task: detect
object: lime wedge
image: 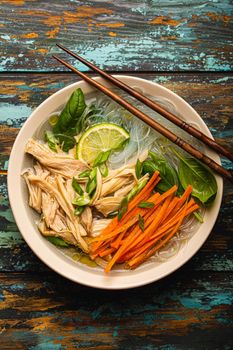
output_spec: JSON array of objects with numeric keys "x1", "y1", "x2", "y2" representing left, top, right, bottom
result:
[{"x1": 76, "y1": 123, "x2": 129, "y2": 164}]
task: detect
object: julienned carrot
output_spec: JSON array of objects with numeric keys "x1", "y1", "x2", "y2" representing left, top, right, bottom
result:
[
  {"x1": 128, "y1": 201, "x2": 189, "y2": 269},
  {"x1": 94, "y1": 186, "x2": 177, "y2": 260}
]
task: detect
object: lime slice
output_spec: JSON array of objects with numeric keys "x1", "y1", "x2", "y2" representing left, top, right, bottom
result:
[{"x1": 77, "y1": 123, "x2": 129, "y2": 164}]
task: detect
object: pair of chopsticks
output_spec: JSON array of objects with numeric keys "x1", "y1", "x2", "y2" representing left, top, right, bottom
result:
[{"x1": 53, "y1": 44, "x2": 233, "y2": 183}]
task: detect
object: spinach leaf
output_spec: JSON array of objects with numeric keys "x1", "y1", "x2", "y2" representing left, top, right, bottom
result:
[
  {"x1": 53, "y1": 88, "x2": 86, "y2": 133},
  {"x1": 177, "y1": 156, "x2": 217, "y2": 204},
  {"x1": 47, "y1": 236, "x2": 69, "y2": 247},
  {"x1": 44, "y1": 131, "x2": 58, "y2": 152}
]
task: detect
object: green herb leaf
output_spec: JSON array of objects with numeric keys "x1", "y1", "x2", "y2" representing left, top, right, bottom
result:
[
  {"x1": 135, "y1": 159, "x2": 142, "y2": 179},
  {"x1": 89, "y1": 167, "x2": 97, "y2": 180},
  {"x1": 72, "y1": 194, "x2": 90, "y2": 206},
  {"x1": 47, "y1": 236, "x2": 69, "y2": 247},
  {"x1": 93, "y1": 150, "x2": 111, "y2": 167},
  {"x1": 72, "y1": 177, "x2": 84, "y2": 196},
  {"x1": 74, "y1": 206, "x2": 85, "y2": 216},
  {"x1": 143, "y1": 151, "x2": 180, "y2": 193},
  {"x1": 138, "y1": 201, "x2": 155, "y2": 208},
  {"x1": 54, "y1": 133, "x2": 76, "y2": 152},
  {"x1": 138, "y1": 214, "x2": 145, "y2": 232},
  {"x1": 99, "y1": 163, "x2": 108, "y2": 177},
  {"x1": 177, "y1": 155, "x2": 217, "y2": 204},
  {"x1": 44, "y1": 131, "x2": 58, "y2": 152},
  {"x1": 78, "y1": 170, "x2": 90, "y2": 178},
  {"x1": 53, "y1": 88, "x2": 86, "y2": 134},
  {"x1": 118, "y1": 196, "x2": 128, "y2": 221}
]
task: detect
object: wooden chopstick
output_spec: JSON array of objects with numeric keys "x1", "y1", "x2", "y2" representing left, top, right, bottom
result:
[
  {"x1": 56, "y1": 43, "x2": 233, "y2": 163},
  {"x1": 53, "y1": 54, "x2": 233, "y2": 183}
]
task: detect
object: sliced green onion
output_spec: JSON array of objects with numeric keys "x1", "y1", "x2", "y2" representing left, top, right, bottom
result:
[
  {"x1": 138, "y1": 214, "x2": 145, "y2": 232},
  {"x1": 47, "y1": 236, "x2": 69, "y2": 247},
  {"x1": 93, "y1": 150, "x2": 111, "y2": 167},
  {"x1": 118, "y1": 196, "x2": 128, "y2": 221},
  {"x1": 193, "y1": 211, "x2": 204, "y2": 223},
  {"x1": 72, "y1": 177, "x2": 84, "y2": 195},
  {"x1": 74, "y1": 206, "x2": 85, "y2": 216},
  {"x1": 78, "y1": 170, "x2": 90, "y2": 178},
  {"x1": 49, "y1": 114, "x2": 59, "y2": 127},
  {"x1": 72, "y1": 193, "x2": 90, "y2": 206},
  {"x1": 99, "y1": 163, "x2": 108, "y2": 177},
  {"x1": 135, "y1": 159, "x2": 142, "y2": 179},
  {"x1": 138, "y1": 201, "x2": 155, "y2": 209}
]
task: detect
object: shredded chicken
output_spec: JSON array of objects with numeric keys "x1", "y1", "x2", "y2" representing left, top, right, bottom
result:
[
  {"x1": 91, "y1": 218, "x2": 111, "y2": 237},
  {"x1": 25, "y1": 138, "x2": 88, "y2": 178},
  {"x1": 80, "y1": 207, "x2": 93, "y2": 233}
]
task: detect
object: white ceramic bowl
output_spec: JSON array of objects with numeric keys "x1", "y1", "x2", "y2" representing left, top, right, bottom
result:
[{"x1": 8, "y1": 76, "x2": 223, "y2": 289}]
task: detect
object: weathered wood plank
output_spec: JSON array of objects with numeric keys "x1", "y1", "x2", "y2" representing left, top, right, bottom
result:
[
  {"x1": 0, "y1": 272, "x2": 232, "y2": 349},
  {"x1": 0, "y1": 0, "x2": 232, "y2": 72},
  {"x1": 0, "y1": 73, "x2": 232, "y2": 272}
]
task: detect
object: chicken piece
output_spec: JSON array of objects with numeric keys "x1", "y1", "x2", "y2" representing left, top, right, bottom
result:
[
  {"x1": 114, "y1": 182, "x2": 135, "y2": 198},
  {"x1": 91, "y1": 218, "x2": 112, "y2": 237},
  {"x1": 101, "y1": 176, "x2": 135, "y2": 197},
  {"x1": 80, "y1": 207, "x2": 93, "y2": 233},
  {"x1": 94, "y1": 196, "x2": 122, "y2": 217},
  {"x1": 91, "y1": 167, "x2": 102, "y2": 204},
  {"x1": 41, "y1": 192, "x2": 59, "y2": 228},
  {"x1": 27, "y1": 174, "x2": 88, "y2": 252},
  {"x1": 38, "y1": 220, "x2": 78, "y2": 246},
  {"x1": 25, "y1": 138, "x2": 88, "y2": 178},
  {"x1": 22, "y1": 163, "x2": 49, "y2": 213}
]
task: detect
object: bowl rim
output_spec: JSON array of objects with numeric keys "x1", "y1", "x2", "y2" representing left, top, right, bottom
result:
[{"x1": 7, "y1": 75, "x2": 223, "y2": 289}]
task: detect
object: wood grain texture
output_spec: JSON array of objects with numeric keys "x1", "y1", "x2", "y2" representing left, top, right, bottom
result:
[
  {"x1": 0, "y1": 73, "x2": 232, "y2": 273},
  {"x1": 0, "y1": 0, "x2": 233, "y2": 72},
  {"x1": 0, "y1": 272, "x2": 232, "y2": 349}
]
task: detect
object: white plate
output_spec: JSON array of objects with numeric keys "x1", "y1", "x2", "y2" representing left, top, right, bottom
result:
[{"x1": 8, "y1": 76, "x2": 223, "y2": 289}]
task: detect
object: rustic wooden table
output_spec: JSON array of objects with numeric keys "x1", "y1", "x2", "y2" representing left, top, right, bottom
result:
[{"x1": 0, "y1": 1, "x2": 233, "y2": 349}]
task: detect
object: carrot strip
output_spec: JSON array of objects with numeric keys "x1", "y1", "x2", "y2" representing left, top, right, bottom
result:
[
  {"x1": 99, "y1": 247, "x2": 115, "y2": 258},
  {"x1": 128, "y1": 201, "x2": 189, "y2": 269}
]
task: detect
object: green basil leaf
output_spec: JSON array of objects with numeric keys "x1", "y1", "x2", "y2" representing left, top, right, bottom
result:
[
  {"x1": 74, "y1": 206, "x2": 85, "y2": 216},
  {"x1": 78, "y1": 170, "x2": 90, "y2": 178},
  {"x1": 178, "y1": 156, "x2": 217, "y2": 204},
  {"x1": 135, "y1": 159, "x2": 142, "y2": 179},
  {"x1": 99, "y1": 163, "x2": 108, "y2": 177},
  {"x1": 138, "y1": 201, "x2": 155, "y2": 208},
  {"x1": 47, "y1": 236, "x2": 69, "y2": 247},
  {"x1": 72, "y1": 177, "x2": 84, "y2": 196},
  {"x1": 118, "y1": 196, "x2": 128, "y2": 221},
  {"x1": 44, "y1": 131, "x2": 58, "y2": 152},
  {"x1": 144, "y1": 152, "x2": 180, "y2": 193},
  {"x1": 72, "y1": 194, "x2": 90, "y2": 206},
  {"x1": 93, "y1": 150, "x2": 111, "y2": 167},
  {"x1": 53, "y1": 88, "x2": 86, "y2": 133},
  {"x1": 54, "y1": 133, "x2": 76, "y2": 152},
  {"x1": 138, "y1": 214, "x2": 145, "y2": 232}
]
